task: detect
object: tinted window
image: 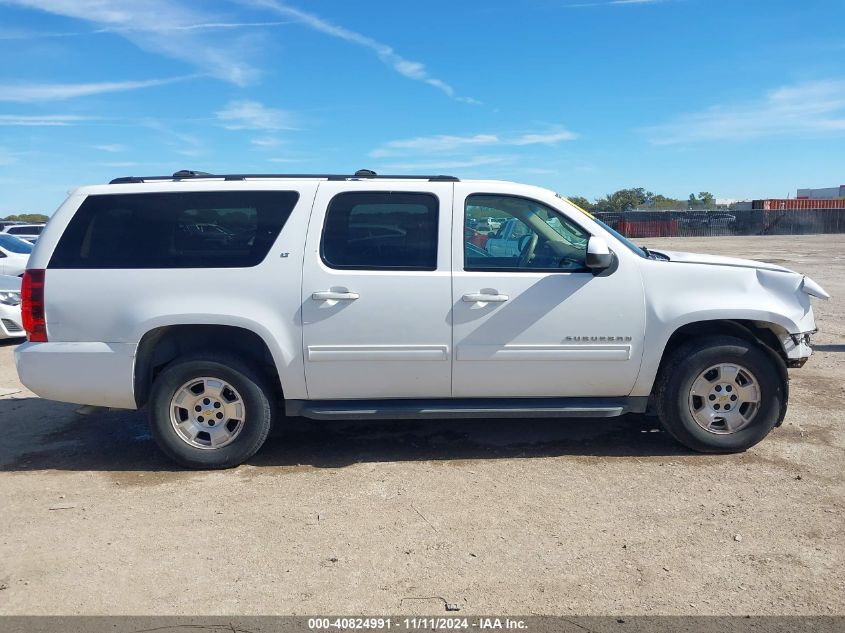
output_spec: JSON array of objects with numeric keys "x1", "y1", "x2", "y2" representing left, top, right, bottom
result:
[
  {"x1": 0, "y1": 234, "x2": 33, "y2": 254},
  {"x1": 465, "y1": 194, "x2": 589, "y2": 271},
  {"x1": 321, "y1": 192, "x2": 438, "y2": 270},
  {"x1": 50, "y1": 191, "x2": 299, "y2": 269}
]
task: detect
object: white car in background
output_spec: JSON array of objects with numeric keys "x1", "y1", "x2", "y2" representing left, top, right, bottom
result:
[
  {"x1": 1, "y1": 223, "x2": 46, "y2": 244},
  {"x1": 0, "y1": 274, "x2": 24, "y2": 339},
  {"x1": 0, "y1": 233, "x2": 32, "y2": 276}
]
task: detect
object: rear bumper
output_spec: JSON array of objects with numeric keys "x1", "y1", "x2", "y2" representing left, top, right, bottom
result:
[{"x1": 15, "y1": 341, "x2": 137, "y2": 409}]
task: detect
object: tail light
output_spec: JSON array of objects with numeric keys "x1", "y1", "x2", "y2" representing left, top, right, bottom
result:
[{"x1": 21, "y1": 269, "x2": 47, "y2": 342}]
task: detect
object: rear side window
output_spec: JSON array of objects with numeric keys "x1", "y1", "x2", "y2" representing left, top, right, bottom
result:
[
  {"x1": 50, "y1": 191, "x2": 299, "y2": 269},
  {"x1": 9, "y1": 226, "x2": 42, "y2": 235},
  {"x1": 321, "y1": 192, "x2": 439, "y2": 270}
]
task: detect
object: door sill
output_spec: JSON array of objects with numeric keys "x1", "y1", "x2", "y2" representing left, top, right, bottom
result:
[{"x1": 286, "y1": 397, "x2": 647, "y2": 420}]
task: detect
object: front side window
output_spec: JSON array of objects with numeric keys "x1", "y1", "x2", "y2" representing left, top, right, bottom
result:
[
  {"x1": 321, "y1": 192, "x2": 438, "y2": 270},
  {"x1": 464, "y1": 194, "x2": 589, "y2": 271},
  {"x1": 49, "y1": 191, "x2": 299, "y2": 269}
]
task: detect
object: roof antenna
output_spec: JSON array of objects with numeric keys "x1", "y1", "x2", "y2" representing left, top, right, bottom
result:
[
  {"x1": 354, "y1": 169, "x2": 377, "y2": 177},
  {"x1": 172, "y1": 170, "x2": 211, "y2": 178}
]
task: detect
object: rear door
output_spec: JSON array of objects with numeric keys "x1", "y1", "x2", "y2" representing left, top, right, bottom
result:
[{"x1": 301, "y1": 181, "x2": 453, "y2": 400}]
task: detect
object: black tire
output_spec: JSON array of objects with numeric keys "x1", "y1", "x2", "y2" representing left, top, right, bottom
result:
[
  {"x1": 148, "y1": 353, "x2": 275, "y2": 469},
  {"x1": 654, "y1": 335, "x2": 784, "y2": 453}
]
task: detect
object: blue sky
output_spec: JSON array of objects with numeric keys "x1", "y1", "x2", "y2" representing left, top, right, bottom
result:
[{"x1": 0, "y1": 0, "x2": 844, "y2": 215}]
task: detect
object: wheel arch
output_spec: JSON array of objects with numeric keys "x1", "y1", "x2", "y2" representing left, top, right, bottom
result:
[
  {"x1": 134, "y1": 324, "x2": 284, "y2": 409},
  {"x1": 647, "y1": 318, "x2": 789, "y2": 424}
]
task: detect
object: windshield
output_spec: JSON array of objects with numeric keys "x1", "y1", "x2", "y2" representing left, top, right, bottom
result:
[
  {"x1": 591, "y1": 216, "x2": 648, "y2": 258},
  {"x1": 556, "y1": 194, "x2": 648, "y2": 259},
  {"x1": 0, "y1": 234, "x2": 33, "y2": 254}
]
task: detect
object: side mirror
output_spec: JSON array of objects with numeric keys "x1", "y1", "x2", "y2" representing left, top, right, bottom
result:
[{"x1": 586, "y1": 236, "x2": 614, "y2": 271}]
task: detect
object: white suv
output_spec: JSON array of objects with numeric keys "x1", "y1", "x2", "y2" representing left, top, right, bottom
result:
[
  {"x1": 15, "y1": 170, "x2": 828, "y2": 468},
  {"x1": 2, "y1": 223, "x2": 46, "y2": 244}
]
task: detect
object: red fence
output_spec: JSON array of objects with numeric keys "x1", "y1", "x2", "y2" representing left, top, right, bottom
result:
[{"x1": 595, "y1": 209, "x2": 845, "y2": 238}]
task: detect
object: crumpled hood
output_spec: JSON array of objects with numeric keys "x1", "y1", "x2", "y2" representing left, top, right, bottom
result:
[{"x1": 656, "y1": 250, "x2": 795, "y2": 274}]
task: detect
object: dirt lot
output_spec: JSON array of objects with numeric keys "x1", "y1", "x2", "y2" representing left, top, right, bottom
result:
[{"x1": 0, "y1": 235, "x2": 842, "y2": 616}]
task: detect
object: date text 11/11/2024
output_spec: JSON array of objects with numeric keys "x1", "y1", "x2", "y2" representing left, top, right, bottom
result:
[{"x1": 307, "y1": 617, "x2": 528, "y2": 630}]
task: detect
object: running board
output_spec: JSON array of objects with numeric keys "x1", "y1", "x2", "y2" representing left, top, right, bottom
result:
[{"x1": 285, "y1": 397, "x2": 648, "y2": 421}]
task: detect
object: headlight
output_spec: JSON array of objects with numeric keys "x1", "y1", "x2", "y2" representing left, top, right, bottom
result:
[
  {"x1": 0, "y1": 291, "x2": 21, "y2": 306},
  {"x1": 801, "y1": 276, "x2": 830, "y2": 300}
]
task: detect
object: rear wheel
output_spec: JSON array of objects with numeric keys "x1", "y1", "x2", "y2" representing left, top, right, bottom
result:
[
  {"x1": 655, "y1": 336, "x2": 784, "y2": 453},
  {"x1": 149, "y1": 353, "x2": 275, "y2": 469}
]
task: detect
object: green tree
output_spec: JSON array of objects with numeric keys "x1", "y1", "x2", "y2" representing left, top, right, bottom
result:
[
  {"x1": 697, "y1": 192, "x2": 716, "y2": 208},
  {"x1": 650, "y1": 194, "x2": 683, "y2": 209},
  {"x1": 566, "y1": 195, "x2": 594, "y2": 212},
  {"x1": 688, "y1": 193, "x2": 698, "y2": 209},
  {"x1": 4, "y1": 213, "x2": 49, "y2": 223},
  {"x1": 594, "y1": 188, "x2": 649, "y2": 213}
]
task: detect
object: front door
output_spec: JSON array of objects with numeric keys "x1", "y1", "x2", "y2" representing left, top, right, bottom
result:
[
  {"x1": 301, "y1": 181, "x2": 453, "y2": 400},
  {"x1": 452, "y1": 183, "x2": 646, "y2": 398}
]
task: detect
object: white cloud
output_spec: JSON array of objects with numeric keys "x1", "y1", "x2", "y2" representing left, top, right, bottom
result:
[
  {"x1": 246, "y1": 0, "x2": 476, "y2": 102},
  {"x1": 370, "y1": 127, "x2": 578, "y2": 158},
  {"x1": 251, "y1": 137, "x2": 283, "y2": 147},
  {"x1": 565, "y1": 0, "x2": 669, "y2": 7},
  {"x1": 216, "y1": 100, "x2": 297, "y2": 131},
  {"x1": 0, "y1": 114, "x2": 92, "y2": 125},
  {"x1": 91, "y1": 144, "x2": 126, "y2": 152},
  {"x1": 98, "y1": 20, "x2": 292, "y2": 33},
  {"x1": 511, "y1": 130, "x2": 578, "y2": 145},
  {"x1": 643, "y1": 79, "x2": 845, "y2": 145},
  {"x1": 371, "y1": 134, "x2": 500, "y2": 157},
  {"x1": 0, "y1": 0, "x2": 262, "y2": 85},
  {"x1": 98, "y1": 161, "x2": 141, "y2": 168},
  {"x1": 144, "y1": 120, "x2": 204, "y2": 158},
  {"x1": 456, "y1": 96, "x2": 483, "y2": 106},
  {"x1": 377, "y1": 156, "x2": 512, "y2": 170},
  {"x1": 0, "y1": 20, "x2": 292, "y2": 39},
  {"x1": 0, "y1": 76, "x2": 193, "y2": 103}
]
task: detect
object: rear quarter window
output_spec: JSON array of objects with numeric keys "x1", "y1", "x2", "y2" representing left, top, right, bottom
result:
[{"x1": 49, "y1": 191, "x2": 299, "y2": 269}]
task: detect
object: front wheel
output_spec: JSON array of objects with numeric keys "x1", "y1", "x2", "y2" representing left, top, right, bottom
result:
[
  {"x1": 149, "y1": 353, "x2": 275, "y2": 469},
  {"x1": 655, "y1": 336, "x2": 785, "y2": 453}
]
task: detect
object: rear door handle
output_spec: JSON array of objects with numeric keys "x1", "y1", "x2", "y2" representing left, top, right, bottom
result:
[
  {"x1": 462, "y1": 293, "x2": 509, "y2": 303},
  {"x1": 312, "y1": 291, "x2": 360, "y2": 301}
]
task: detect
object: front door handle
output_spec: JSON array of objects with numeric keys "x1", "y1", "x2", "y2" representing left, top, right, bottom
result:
[
  {"x1": 462, "y1": 292, "x2": 509, "y2": 303},
  {"x1": 312, "y1": 291, "x2": 360, "y2": 301}
]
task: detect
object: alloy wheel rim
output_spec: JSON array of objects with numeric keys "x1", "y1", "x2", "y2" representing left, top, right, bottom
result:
[
  {"x1": 169, "y1": 377, "x2": 246, "y2": 449},
  {"x1": 688, "y1": 363, "x2": 761, "y2": 435}
]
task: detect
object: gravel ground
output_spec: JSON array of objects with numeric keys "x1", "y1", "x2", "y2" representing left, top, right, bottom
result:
[{"x1": 0, "y1": 235, "x2": 842, "y2": 615}]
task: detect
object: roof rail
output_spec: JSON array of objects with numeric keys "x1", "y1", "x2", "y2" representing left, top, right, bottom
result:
[{"x1": 109, "y1": 169, "x2": 459, "y2": 184}]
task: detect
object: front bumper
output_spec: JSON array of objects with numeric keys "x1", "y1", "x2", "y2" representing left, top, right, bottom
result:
[
  {"x1": 781, "y1": 330, "x2": 815, "y2": 367},
  {"x1": 0, "y1": 304, "x2": 24, "y2": 340}
]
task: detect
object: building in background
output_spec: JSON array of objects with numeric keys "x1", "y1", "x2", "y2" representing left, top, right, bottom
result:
[{"x1": 797, "y1": 185, "x2": 845, "y2": 199}]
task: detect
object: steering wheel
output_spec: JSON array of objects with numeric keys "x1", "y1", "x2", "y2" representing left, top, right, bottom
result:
[{"x1": 517, "y1": 233, "x2": 539, "y2": 267}]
